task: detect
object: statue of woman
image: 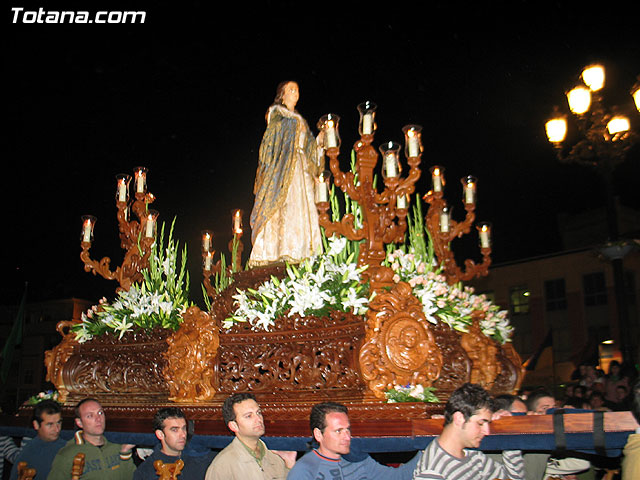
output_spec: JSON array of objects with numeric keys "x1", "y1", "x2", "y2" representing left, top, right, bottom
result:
[{"x1": 248, "y1": 81, "x2": 324, "y2": 267}]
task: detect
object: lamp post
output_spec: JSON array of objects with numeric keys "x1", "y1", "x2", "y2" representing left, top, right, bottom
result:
[{"x1": 545, "y1": 64, "x2": 639, "y2": 365}]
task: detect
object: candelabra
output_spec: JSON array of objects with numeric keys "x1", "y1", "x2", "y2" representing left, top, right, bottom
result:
[
  {"x1": 545, "y1": 64, "x2": 640, "y2": 365},
  {"x1": 201, "y1": 209, "x2": 244, "y2": 299},
  {"x1": 315, "y1": 102, "x2": 492, "y2": 290},
  {"x1": 423, "y1": 168, "x2": 492, "y2": 285},
  {"x1": 80, "y1": 167, "x2": 158, "y2": 292},
  {"x1": 315, "y1": 102, "x2": 423, "y2": 291}
]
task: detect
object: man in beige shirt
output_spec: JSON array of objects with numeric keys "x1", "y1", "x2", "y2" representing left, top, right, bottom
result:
[{"x1": 205, "y1": 393, "x2": 295, "y2": 479}]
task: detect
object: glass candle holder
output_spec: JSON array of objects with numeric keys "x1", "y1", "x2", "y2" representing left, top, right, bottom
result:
[
  {"x1": 477, "y1": 222, "x2": 492, "y2": 248},
  {"x1": 439, "y1": 206, "x2": 451, "y2": 233},
  {"x1": 144, "y1": 210, "x2": 159, "y2": 238},
  {"x1": 231, "y1": 209, "x2": 243, "y2": 235},
  {"x1": 115, "y1": 174, "x2": 131, "y2": 203},
  {"x1": 430, "y1": 165, "x2": 445, "y2": 192},
  {"x1": 81, "y1": 215, "x2": 97, "y2": 243},
  {"x1": 357, "y1": 101, "x2": 377, "y2": 136},
  {"x1": 203, "y1": 251, "x2": 213, "y2": 271},
  {"x1": 134, "y1": 166, "x2": 148, "y2": 194},
  {"x1": 317, "y1": 114, "x2": 341, "y2": 149},
  {"x1": 315, "y1": 170, "x2": 331, "y2": 203},
  {"x1": 202, "y1": 230, "x2": 213, "y2": 253},
  {"x1": 379, "y1": 141, "x2": 402, "y2": 179},
  {"x1": 461, "y1": 176, "x2": 477, "y2": 205},
  {"x1": 402, "y1": 124, "x2": 423, "y2": 158}
]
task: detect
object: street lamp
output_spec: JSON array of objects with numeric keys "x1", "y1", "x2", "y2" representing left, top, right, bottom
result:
[{"x1": 545, "y1": 63, "x2": 639, "y2": 365}]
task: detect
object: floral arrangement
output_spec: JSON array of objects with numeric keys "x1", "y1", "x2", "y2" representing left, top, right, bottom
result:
[
  {"x1": 224, "y1": 235, "x2": 370, "y2": 330},
  {"x1": 25, "y1": 390, "x2": 60, "y2": 405},
  {"x1": 385, "y1": 383, "x2": 439, "y2": 403},
  {"x1": 72, "y1": 219, "x2": 191, "y2": 342}
]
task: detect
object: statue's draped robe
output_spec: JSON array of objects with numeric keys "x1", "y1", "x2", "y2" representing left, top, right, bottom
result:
[{"x1": 249, "y1": 105, "x2": 323, "y2": 266}]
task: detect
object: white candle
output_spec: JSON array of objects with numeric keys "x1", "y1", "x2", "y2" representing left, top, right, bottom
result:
[
  {"x1": 233, "y1": 212, "x2": 242, "y2": 234},
  {"x1": 407, "y1": 133, "x2": 420, "y2": 157},
  {"x1": 385, "y1": 154, "x2": 398, "y2": 178},
  {"x1": 316, "y1": 179, "x2": 328, "y2": 202},
  {"x1": 82, "y1": 220, "x2": 92, "y2": 243},
  {"x1": 203, "y1": 233, "x2": 211, "y2": 252},
  {"x1": 432, "y1": 170, "x2": 442, "y2": 192},
  {"x1": 440, "y1": 210, "x2": 450, "y2": 233},
  {"x1": 479, "y1": 227, "x2": 490, "y2": 248},
  {"x1": 204, "y1": 252, "x2": 212, "y2": 271},
  {"x1": 326, "y1": 126, "x2": 337, "y2": 148},
  {"x1": 362, "y1": 113, "x2": 373, "y2": 134},
  {"x1": 397, "y1": 194, "x2": 407, "y2": 209},
  {"x1": 136, "y1": 172, "x2": 145, "y2": 193},
  {"x1": 145, "y1": 215, "x2": 154, "y2": 238},
  {"x1": 465, "y1": 183, "x2": 475, "y2": 204},
  {"x1": 118, "y1": 179, "x2": 127, "y2": 202}
]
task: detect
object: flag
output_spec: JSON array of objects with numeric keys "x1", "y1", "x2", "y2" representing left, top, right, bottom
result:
[
  {"x1": 523, "y1": 328, "x2": 553, "y2": 371},
  {"x1": 1, "y1": 283, "x2": 27, "y2": 384}
]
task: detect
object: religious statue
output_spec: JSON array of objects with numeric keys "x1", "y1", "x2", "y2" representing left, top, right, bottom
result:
[{"x1": 248, "y1": 80, "x2": 324, "y2": 267}]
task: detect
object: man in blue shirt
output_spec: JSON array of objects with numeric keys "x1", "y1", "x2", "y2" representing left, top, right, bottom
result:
[
  {"x1": 287, "y1": 402, "x2": 419, "y2": 479},
  {"x1": 10, "y1": 399, "x2": 66, "y2": 479}
]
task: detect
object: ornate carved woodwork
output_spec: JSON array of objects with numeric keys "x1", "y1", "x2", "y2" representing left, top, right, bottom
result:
[
  {"x1": 316, "y1": 132, "x2": 422, "y2": 292},
  {"x1": 17, "y1": 462, "x2": 36, "y2": 480},
  {"x1": 164, "y1": 306, "x2": 219, "y2": 402},
  {"x1": 71, "y1": 453, "x2": 85, "y2": 480},
  {"x1": 460, "y1": 315, "x2": 501, "y2": 390},
  {"x1": 45, "y1": 264, "x2": 523, "y2": 408},
  {"x1": 424, "y1": 189, "x2": 491, "y2": 285},
  {"x1": 154, "y1": 459, "x2": 184, "y2": 480},
  {"x1": 80, "y1": 191, "x2": 156, "y2": 292},
  {"x1": 359, "y1": 281, "x2": 443, "y2": 398}
]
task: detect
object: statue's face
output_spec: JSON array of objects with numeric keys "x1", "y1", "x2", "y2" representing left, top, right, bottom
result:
[
  {"x1": 400, "y1": 327, "x2": 418, "y2": 348},
  {"x1": 282, "y1": 82, "x2": 299, "y2": 110}
]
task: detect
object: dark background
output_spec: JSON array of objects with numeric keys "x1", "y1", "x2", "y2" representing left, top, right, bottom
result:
[{"x1": 4, "y1": 1, "x2": 640, "y2": 307}]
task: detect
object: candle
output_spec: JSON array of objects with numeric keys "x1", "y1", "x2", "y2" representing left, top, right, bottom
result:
[
  {"x1": 232, "y1": 211, "x2": 242, "y2": 234},
  {"x1": 440, "y1": 208, "x2": 450, "y2": 233},
  {"x1": 204, "y1": 252, "x2": 212, "y2": 271},
  {"x1": 407, "y1": 130, "x2": 420, "y2": 157},
  {"x1": 117, "y1": 179, "x2": 127, "y2": 202},
  {"x1": 145, "y1": 214, "x2": 155, "y2": 238},
  {"x1": 202, "y1": 232, "x2": 211, "y2": 252},
  {"x1": 479, "y1": 224, "x2": 491, "y2": 248},
  {"x1": 463, "y1": 177, "x2": 476, "y2": 204},
  {"x1": 431, "y1": 167, "x2": 443, "y2": 192},
  {"x1": 316, "y1": 176, "x2": 328, "y2": 202},
  {"x1": 397, "y1": 194, "x2": 407, "y2": 209},
  {"x1": 385, "y1": 154, "x2": 398, "y2": 178},
  {"x1": 326, "y1": 121, "x2": 337, "y2": 148},
  {"x1": 362, "y1": 113, "x2": 373, "y2": 135},
  {"x1": 82, "y1": 218, "x2": 93, "y2": 243},
  {"x1": 135, "y1": 168, "x2": 146, "y2": 193}
]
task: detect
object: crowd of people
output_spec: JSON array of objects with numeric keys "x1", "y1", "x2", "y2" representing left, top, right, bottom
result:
[{"x1": 0, "y1": 379, "x2": 638, "y2": 480}]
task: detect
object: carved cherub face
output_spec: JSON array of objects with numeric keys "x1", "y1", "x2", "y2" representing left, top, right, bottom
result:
[{"x1": 399, "y1": 326, "x2": 419, "y2": 348}]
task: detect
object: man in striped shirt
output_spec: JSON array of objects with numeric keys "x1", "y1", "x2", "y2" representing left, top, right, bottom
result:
[{"x1": 412, "y1": 383, "x2": 524, "y2": 480}]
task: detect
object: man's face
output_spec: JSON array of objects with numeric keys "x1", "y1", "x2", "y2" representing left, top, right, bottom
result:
[
  {"x1": 157, "y1": 417, "x2": 187, "y2": 456},
  {"x1": 459, "y1": 408, "x2": 492, "y2": 448},
  {"x1": 34, "y1": 412, "x2": 62, "y2": 442},
  {"x1": 230, "y1": 399, "x2": 265, "y2": 441},
  {"x1": 75, "y1": 400, "x2": 105, "y2": 437},
  {"x1": 315, "y1": 412, "x2": 352, "y2": 458},
  {"x1": 534, "y1": 396, "x2": 555, "y2": 414}
]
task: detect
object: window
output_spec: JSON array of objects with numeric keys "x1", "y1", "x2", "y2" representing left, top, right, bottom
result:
[
  {"x1": 583, "y1": 272, "x2": 607, "y2": 306},
  {"x1": 545, "y1": 278, "x2": 567, "y2": 311},
  {"x1": 509, "y1": 285, "x2": 530, "y2": 315}
]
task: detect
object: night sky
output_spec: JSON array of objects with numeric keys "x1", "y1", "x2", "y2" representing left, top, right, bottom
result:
[{"x1": 4, "y1": 2, "x2": 640, "y2": 307}]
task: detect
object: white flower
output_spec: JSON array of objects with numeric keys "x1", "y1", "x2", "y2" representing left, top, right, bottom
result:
[{"x1": 327, "y1": 237, "x2": 348, "y2": 257}]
